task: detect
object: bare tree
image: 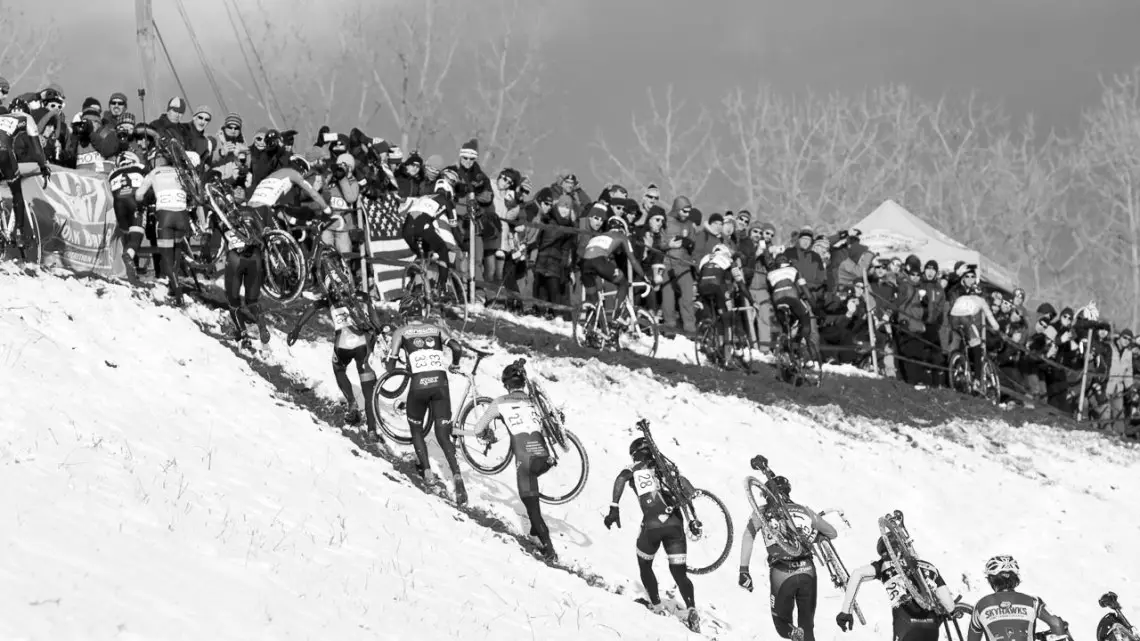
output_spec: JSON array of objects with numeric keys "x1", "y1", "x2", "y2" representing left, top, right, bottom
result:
[
  {"x1": 463, "y1": 0, "x2": 549, "y2": 174},
  {"x1": 590, "y1": 85, "x2": 717, "y2": 203},
  {"x1": 0, "y1": 6, "x2": 59, "y2": 90},
  {"x1": 1075, "y1": 68, "x2": 1140, "y2": 326}
]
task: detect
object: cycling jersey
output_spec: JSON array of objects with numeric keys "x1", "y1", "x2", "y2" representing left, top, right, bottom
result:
[
  {"x1": 767, "y1": 264, "x2": 807, "y2": 302},
  {"x1": 0, "y1": 112, "x2": 39, "y2": 151},
  {"x1": 950, "y1": 294, "x2": 988, "y2": 316},
  {"x1": 872, "y1": 558, "x2": 946, "y2": 617},
  {"x1": 969, "y1": 591, "x2": 1048, "y2": 641},
  {"x1": 759, "y1": 502, "x2": 822, "y2": 565},
  {"x1": 471, "y1": 390, "x2": 551, "y2": 499},
  {"x1": 407, "y1": 193, "x2": 458, "y2": 253},
  {"x1": 697, "y1": 252, "x2": 734, "y2": 287},
  {"x1": 109, "y1": 165, "x2": 146, "y2": 197},
  {"x1": 247, "y1": 167, "x2": 327, "y2": 210},
  {"x1": 582, "y1": 231, "x2": 627, "y2": 260},
  {"x1": 136, "y1": 166, "x2": 188, "y2": 212},
  {"x1": 622, "y1": 460, "x2": 678, "y2": 524},
  {"x1": 386, "y1": 320, "x2": 458, "y2": 390}
]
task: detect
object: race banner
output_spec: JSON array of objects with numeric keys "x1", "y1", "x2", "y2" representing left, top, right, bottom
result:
[{"x1": 19, "y1": 162, "x2": 124, "y2": 278}]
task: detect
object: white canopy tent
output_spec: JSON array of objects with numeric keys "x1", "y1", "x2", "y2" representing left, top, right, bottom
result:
[{"x1": 851, "y1": 200, "x2": 1020, "y2": 292}]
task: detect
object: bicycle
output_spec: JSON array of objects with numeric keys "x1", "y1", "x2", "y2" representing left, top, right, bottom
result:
[
  {"x1": 695, "y1": 290, "x2": 759, "y2": 369},
  {"x1": 373, "y1": 347, "x2": 589, "y2": 505},
  {"x1": 747, "y1": 455, "x2": 864, "y2": 625},
  {"x1": 773, "y1": 300, "x2": 823, "y2": 387},
  {"x1": 635, "y1": 418, "x2": 732, "y2": 575},
  {"x1": 1098, "y1": 592, "x2": 1138, "y2": 641},
  {"x1": 948, "y1": 324, "x2": 1000, "y2": 403},
  {"x1": 0, "y1": 185, "x2": 42, "y2": 263},
  {"x1": 402, "y1": 250, "x2": 469, "y2": 324},
  {"x1": 572, "y1": 281, "x2": 659, "y2": 358}
]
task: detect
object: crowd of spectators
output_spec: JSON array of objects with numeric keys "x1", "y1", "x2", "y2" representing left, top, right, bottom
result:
[{"x1": 0, "y1": 77, "x2": 1135, "y2": 438}]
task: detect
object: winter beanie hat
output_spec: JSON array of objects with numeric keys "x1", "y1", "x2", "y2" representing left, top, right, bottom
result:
[
  {"x1": 81, "y1": 97, "x2": 101, "y2": 115},
  {"x1": 109, "y1": 92, "x2": 128, "y2": 105},
  {"x1": 167, "y1": 97, "x2": 186, "y2": 114},
  {"x1": 193, "y1": 105, "x2": 212, "y2": 119},
  {"x1": 459, "y1": 138, "x2": 479, "y2": 160},
  {"x1": 223, "y1": 113, "x2": 243, "y2": 129}
]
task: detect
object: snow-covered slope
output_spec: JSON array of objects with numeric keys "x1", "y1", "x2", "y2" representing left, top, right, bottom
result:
[
  {"x1": 3, "y1": 265, "x2": 1138, "y2": 641},
  {"x1": 0, "y1": 265, "x2": 689, "y2": 641}
]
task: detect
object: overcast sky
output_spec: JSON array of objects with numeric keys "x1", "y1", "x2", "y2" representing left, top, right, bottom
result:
[{"x1": 7, "y1": 0, "x2": 1140, "y2": 179}]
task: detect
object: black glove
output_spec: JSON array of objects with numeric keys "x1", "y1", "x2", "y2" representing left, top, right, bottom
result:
[
  {"x1": 738, "y1": 570, "x2": 753, "y2": 592},
  {"x1": 836, "y1": 612, "x2": 854, "y2": 632},
  {"x1": 39, "y1": 163, "x2": 51, "y2": 186},
  {"x1": 286, "y1": 327, "x2": 301, "y2": 346},
  {"x1": 603, "y1": 506, "x2": 621, "y2": 530}
]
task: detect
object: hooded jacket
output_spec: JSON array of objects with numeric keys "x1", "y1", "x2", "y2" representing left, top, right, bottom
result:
[{"x1": 662, "y1": 196, "x2": 697, "y2": 273}]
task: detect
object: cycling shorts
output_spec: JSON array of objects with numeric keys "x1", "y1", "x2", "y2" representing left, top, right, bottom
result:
[
  {"x1": 0, "y1": 147, "x2": 18, "y2": 181},
  {"x1": 636, "y1": 512, "x2": 687, "y2": 565},
  {"x1": 949, "y1": 311, "x2": 983, "y2": 339},
  {"x1": 513, "y1": 430, "x2": 552, "y2": 499},
  {"x1": 156, "y1": 209, "x2": 191, "y2": 237},
  {"x1": 580, "y1": 256, "x2": 624, "y2": 289},
  {"x1": 773, "y1": 296, "x2": 810, "y2": 334},
  {"x1": 892, "y1": 607, "x2": 941, "y2": 641},
  {"x1": 698, "y1": 282, "x2": 729, "y2": 316},
  {"x1": 406, "y1": 379, "x2": 451, "y2": 424}
]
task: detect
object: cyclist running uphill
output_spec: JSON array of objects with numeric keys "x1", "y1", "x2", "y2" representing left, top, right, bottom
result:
[
  {"x1": 108, "y1": 152, "x2": 147, "y2": 282},
  {"x1": 967, "y1": 556, "x2": 1072, "y2": 641},
  {"x1": 767, "y1": 256, "x2": 815, "y2": 355},
  {"x1": 948, "y1": 277, "x2": 1002, "y2": 393},
  {"x1": 135, "y1": 148, "x2": 192, "y2": 306},
  {"x1": 223, "y1": 202, "x2": 276, "y2": 347},
  {"x1": 581, "y1": 217, "x2": 647, "y2": 323},
  {"x1": 836, "y1": 536, "x2": 973, "y2": 641},
  {"x1": 384, "y1": 295, "x2": 468, "y2": 504},
  {"x1": 403, "y1": 170, "x2": 460, "y2": 299},
  {"x1": 469, "y1": 359, "x2": 557, "y2": 560},
  {"x1": 739, "y1": 474, "x2": 837, "y2": 641},
  {"x1": 286, "y1": 280, "x2": 385, "y2": 441},
  {"x1": 0, "y1": 98, "x2": 52, "y2": 247},
  {"x1": 246, "y1": 154, "x2": 332, "y2": 225},
  {"x1": 604, "y1": 436, "x2": 701, "y2": 633},
  {"x1": 698, "y1": 243, "x2": 750, "y2": 365}
]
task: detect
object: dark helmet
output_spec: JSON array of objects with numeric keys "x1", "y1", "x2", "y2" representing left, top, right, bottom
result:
[
  {"x1": 774, "y1": 256, "x2": 792, "y2": 269},
  {"x1": 876, "y1": 537, "x2": 890, "y2": 559},
  {"x1": 629, "y1": 437, "x2": 652, "y2": 461},
  {"x1": 606, "y1": 216, "x2": 628, "y2": 234},
  {"x1": 501, "y1": 359, "x2": 527, "y2": 390},
  {"x1": 399, "y1": 295, "x2": 425, "y2": 319},
  {"x1": 766, "y1": 475, "x2": 791, "y2": 499},
  {"x1": 8, "y1": 97, "x2": 29, "y2": 115}
]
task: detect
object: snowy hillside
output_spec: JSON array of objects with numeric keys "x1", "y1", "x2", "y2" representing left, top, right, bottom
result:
[{"x1": 3, "y1": 265, "x2": 1138, "y2": 641}]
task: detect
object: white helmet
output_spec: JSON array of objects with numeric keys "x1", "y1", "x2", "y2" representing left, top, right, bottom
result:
[
  {"x1": 434, "y1": 178, "x2": 454, "y2": 197},
  {"x1": 984, "y1": 555, "x2": 1019, "y2": 578},
  {"x1": 713, "y1": 243, "x2": 732, "y2": 257},
  {"x1": 118, "y1": 151, "x2": 141, "y2": 168}
]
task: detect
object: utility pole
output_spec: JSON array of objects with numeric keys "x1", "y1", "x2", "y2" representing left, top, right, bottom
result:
[{"x1": 135, "y1": 0, "x2": 157, "y2": 121}]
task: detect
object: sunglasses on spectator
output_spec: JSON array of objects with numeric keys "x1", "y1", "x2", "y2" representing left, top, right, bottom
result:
[
  {"x1": 195, "y1": 115, "x2": 211, "y2": 123},
  {"x1": 254, "y1": 136, "x2": 266, "y2": 143},
  {"x1": 645, "y1": 194, "x2": 659, "y2": 201},
  {"x1": 47, "y1": 101, "x2": 63, "y2": 109},
  {"x1": 612, "y1": 204, "x2": 626, "y2": 211},
  {"x1": 223, "y1": 125, "x2": 240, "y2": 132},
  {"x1": 110, "y1": 100, "x2": 125, "y2": 106},
  {"x1": 0, "y1": 89, "x2": 9, "y2": 97}
]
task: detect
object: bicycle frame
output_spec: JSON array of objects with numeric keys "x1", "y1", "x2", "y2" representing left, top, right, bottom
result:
[{"x1": 583, "y1": 281, "x2": 651, "y2": 339}]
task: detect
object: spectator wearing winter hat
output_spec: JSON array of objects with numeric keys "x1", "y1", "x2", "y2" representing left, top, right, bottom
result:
[
  {"x1": 691, "y1": 211, "x2": 723, "y2": 270},
  {"x1": 149, "y1": 96, "x2": 187, "y2": 142},
  {"x1": 102, "y1": 92, "x2": 128, "y2": 128},
  {"x1": 529, "y1": 192, "x2": 578, "y2": 319},
  {"x1": 211, "y1": 113, "x2": 249, "y2": 193},
  {"x1": 181, "y1": 105, "x2": 214, "y2": 164},
  {"x1": 658, "y1": 195, "x2": 699, "y2": 334},
  {"x1": 1107, "y1": 329, "x2": 1135, "y2": 425},
  {"x1": 786, "y1": 226, "x2": 826, "y2": 305},
  {"x1": 916, "y1": 259, "x2": 949, "y2": 382},
  {"x1": 423, "y1": 153, "x2": 444, "y2": 182},
  {"x1": 638, "y1": 184, "x2": 662, "y2": 225},
  {"x1": 741, "y1": 221, "x2": 777, "y2": 352},
  {"x1": 395, "y1": 152, "x2": 428, "y2": 200},
  {"x1": 448, "y1": 138, "x2": 492, "y2": 284}
]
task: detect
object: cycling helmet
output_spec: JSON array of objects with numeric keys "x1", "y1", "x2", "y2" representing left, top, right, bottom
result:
[
  {"x1": 118, "y1": 151, "x2": 141, "y2": 168},
  {"x1": 606, "y1": 216, "x2": 628, "y2": 234},
  {"x1": 713, "y1": 243, "x2": 732, "y2": 257},
  {"x1": 775, "y1": 256, "x2": 792, "y2": 269},
  {"x1": 335, "y1": 153, "x2": 355, "y2": 172},
  {"x1": 439, "y1": 167, "x2": 460, "y2": 186},
  {"x1": 399, "y1": 295, "x2": 425, "y2": 319},
  {"x1": 8, "y1": 97, "x2": 29, "y2": 115},
  {"x1": 984, "y1": 555, "x2": 1021, "y2": 590},
  {"x1": 766, "y1": 475, "x2": 791, "y2": 499},
  {"x1": 501, "y1": 359, "x2": 527, "y2": 390},
  {"x1": 629, "y1": 437, "x2": 653, "y2": 461},
  {"x1": 289, "y1": 154, "x2": 311, "y2": 175},
  {"x1": 434, "y1": 178, "x2": 454, "y2": 198}
]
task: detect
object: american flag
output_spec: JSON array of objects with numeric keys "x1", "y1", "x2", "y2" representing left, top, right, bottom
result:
[{"x1": 361, "y1": 192, "x2": 413, "y2": 300}]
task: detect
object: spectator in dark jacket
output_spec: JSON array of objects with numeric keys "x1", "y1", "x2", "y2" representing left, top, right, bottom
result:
[
  {"x1": 149, "y1": 97, "x2": 187, "y2": 143},
  {"x1": 661, "y1": 196, "x2": 698, "y2": 334},
  {"x1": 181, "y1": 105, "x2": 214, "y2": 164},
  {"x1": 785, "y1": 227, "x2": 826, "y2": 306},
  {"x1": 550, "y1": 173, "x2": 591, "y2": 218},
  {"x1": 530, "y1": 193, "x2": 578, "y2": 319},
  {"x1": 395, "y1": 153, "x2": 428, "y2": 199}
]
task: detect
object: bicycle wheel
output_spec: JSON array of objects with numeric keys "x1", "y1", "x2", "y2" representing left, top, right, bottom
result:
[
  {"x1": 982, "y1": 358, "x2": 1001, "y2": 404},
  {"x1": 372, "y1": 368, "x2": 429, "y2": 445},
  {"x1": 261, "y1": 229, "x2": 307, "y2": 302},
  {"x1": 620, "y1": 308, "x2": 659, "y2": 357},
  {"x1": 685, "y1": 489, "x2": 734, "y2": 575},
  {"x1": 572, "y1": 303, "x2": 604, "y2": 350},
  {"x1": 948, "y1": 352, "x2": 969, "y2": 393},
  {"x1": 1, "y1": 204, "x2": 42, "y2": 263},
  {"x1": 457, "y1": 396, "x2": 513, "y2": 474},
  {"x1": 443, "y1": 269, "x2": 469, "y2": 323},
  {"x1": 539, "y1": 430, "x2": 589, "y2": 505},
  {"x1": 694, "y1": 320, "x2": 720, "y2": 367},
  {"x1": 800, "y1": 341, "x2": 823, "y2": 387}
]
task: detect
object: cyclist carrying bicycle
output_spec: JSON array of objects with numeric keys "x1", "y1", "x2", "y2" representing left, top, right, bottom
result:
[
  {"x1": 384, "y1": 295, "x2": 468, "y2": 505},
  {"x1": 286, "y1": 280, "x2": 385, "y2": 442},
  {"x1": 604, "y1": 436, "x2": 700, "y2": 633},
  {"x1": 739, "y1": 473, "x2": 837, "y2": 641},
  {"x1": 403, "y1": 169, "x2": 461, "y2": 298},
  {"x1": 246, "y1": 154, "x2": 332, "y2": 224},
  {"x1": 223, "y1": 202, "x2": 275, "y2": 346},
  {"x1": 581, "y1": 217, "x2": 647, "y2": 323},
  {"x1": 469, "y1": 359, "x2": 557, "y2": 560},
  {"x1": 108, "y1": 151, "x2": 147, "y2": 282},
  {"x1": 948, "y1": 279, "x2": 1001, "y2": 393},
  {"x1": 966, "y1": 556, "x2": 1072, "y2": 641},
  {"x1": 767, "y1": 256, "x2": 814, "y2": 353},
  {"x1": 135, "y1": 147, "x2": 192, "y2": 306},
  {"x1": 0, "y1": 97, "x2": 52, "y2": 248},
  {"x1": 698, "y1": 244, "x2": 750, "y2": 364}
]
